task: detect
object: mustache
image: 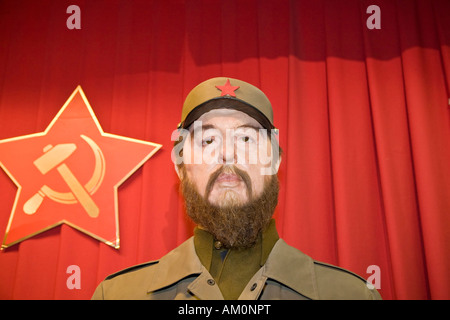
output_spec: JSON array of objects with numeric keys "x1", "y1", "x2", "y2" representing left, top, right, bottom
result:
[{"x1": 204, "y1": 165, "x2": 252, "y2": 203}]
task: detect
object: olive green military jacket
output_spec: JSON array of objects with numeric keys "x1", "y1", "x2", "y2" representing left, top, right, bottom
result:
[{"x1": 92, "y1": 237, "x2": 381, "y2": 300}]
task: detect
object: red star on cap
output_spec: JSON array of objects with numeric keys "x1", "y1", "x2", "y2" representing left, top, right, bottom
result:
[{"x1": 215, "y1": 79, "x2": 240, "y2": 97}]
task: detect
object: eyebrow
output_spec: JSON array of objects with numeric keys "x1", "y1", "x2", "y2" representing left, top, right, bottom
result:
[
  {"x1": 236, "y1": 124, "x2": 263, "y2": 131},
  {"x1": 193, "y1": 123, "x2": 263, "y2": 132},
  {"x1": 188, "y1": 122, "x2": 265, "y2": 143}
]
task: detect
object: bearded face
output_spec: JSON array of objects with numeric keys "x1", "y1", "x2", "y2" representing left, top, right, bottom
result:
[{"x1": 176, "y1": 109, "x2": 281, "y2": 249}]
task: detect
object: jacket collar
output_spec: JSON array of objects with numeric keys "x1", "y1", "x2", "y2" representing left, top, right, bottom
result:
[
  {"x1": 146, "y1": 236, "x2": 319, "y2": 300},
  {"x1": 263, "y1": 239, "x2": 319, "y2": 299},
  {"x1": 147, "y1": 237, "x2": 203, "y2": 293}
]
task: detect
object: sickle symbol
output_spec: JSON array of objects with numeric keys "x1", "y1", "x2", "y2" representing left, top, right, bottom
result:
[{"x1": 23, "y1": 135, "x2": 106, "y2": 217}]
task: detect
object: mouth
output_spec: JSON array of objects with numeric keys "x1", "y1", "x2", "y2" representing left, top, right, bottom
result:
[
  {"x1": 215, "y1": 173, "x2": 242, "y2": 187},
  {"x1": 204, "y1": 166, "x2": 253, "y2": 203}
]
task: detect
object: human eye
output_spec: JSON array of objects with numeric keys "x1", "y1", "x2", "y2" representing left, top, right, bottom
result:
[
  {"x1": 235, "y1": 128, "x2": 258, "y2": 144},
  {"x1": 202, "y1": 136, "x2": 216, "y2": 146},
  {"x1": 200, "y1": 128, "x2": 222, "y2": 147},
  {"x1": 238, "y1": 135, "x2": 254, "y2": 143}
]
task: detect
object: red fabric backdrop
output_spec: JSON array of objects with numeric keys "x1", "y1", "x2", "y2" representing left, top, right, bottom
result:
[{"x1": 0, "y1": 0, "x2": 449, "y2": 300}]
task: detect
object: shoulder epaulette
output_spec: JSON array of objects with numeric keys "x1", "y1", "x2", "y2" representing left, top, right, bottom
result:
[
  {"x1": 313, "y1": 261, "x2": 368, "y2": 284},
  {"x1": 105, "y1": 260, "x2": 159, "y2": 280}
]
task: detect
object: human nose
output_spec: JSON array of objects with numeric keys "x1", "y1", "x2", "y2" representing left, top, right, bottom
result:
[{"x1": 221, "y1": 134, "x2": 236, "y2": 164}]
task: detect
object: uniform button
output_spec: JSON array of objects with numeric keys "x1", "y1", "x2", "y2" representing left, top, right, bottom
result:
[
  {"x1": 250, "y1": 283, "x2": 257, "y2": 291},
  {"x1": 214, "y1": 241, "x2": 223, "y2": 250},
  {"x1": 207, "y1": 279, "x2": 215, "y2": 286}
]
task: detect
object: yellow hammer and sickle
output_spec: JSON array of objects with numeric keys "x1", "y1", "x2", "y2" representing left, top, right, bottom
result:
[{"x1": 23, "y1": 135, "x2": 106, "y2": 218}]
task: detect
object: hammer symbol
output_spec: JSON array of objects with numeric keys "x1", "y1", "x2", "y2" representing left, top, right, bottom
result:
[{"x1": 24, "y1": 143, "x2": 99, "y2": 218}]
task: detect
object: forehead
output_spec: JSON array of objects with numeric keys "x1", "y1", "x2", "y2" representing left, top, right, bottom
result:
[{"x1": 195, "y1": 109, "x2": 263, "y2": 129}]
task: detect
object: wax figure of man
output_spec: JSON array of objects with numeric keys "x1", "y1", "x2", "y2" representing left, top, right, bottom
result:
[{"x1": 92, "y1": 77, "x2": 381, "y2": 300}]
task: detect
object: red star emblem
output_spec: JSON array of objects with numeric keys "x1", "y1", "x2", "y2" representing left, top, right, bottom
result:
[
  {"x1": 0, "y1": 86, "x2": 161, "y2": 249},
  {"x1": 215, "y1": 79, "x2": 240, "y2": 97}
]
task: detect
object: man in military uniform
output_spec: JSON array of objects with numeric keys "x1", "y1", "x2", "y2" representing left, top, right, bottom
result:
[{"x1": 92, "y1": 77, "x2": 381, "y2": 300}]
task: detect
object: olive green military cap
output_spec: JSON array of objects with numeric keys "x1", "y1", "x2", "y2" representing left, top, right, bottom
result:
[{"x1": 179, "y1": 77, "x2": 275, "y2": 130}]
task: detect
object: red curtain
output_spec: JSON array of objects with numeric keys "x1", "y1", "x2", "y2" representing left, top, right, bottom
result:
[{"x1": 0, "y1": 0, "x2": 449, "y2": 300}]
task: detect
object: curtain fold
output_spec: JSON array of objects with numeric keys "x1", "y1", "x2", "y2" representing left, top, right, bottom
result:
[{"x1": 0, "y1": 0, "x2": 449, "y2": 300}]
